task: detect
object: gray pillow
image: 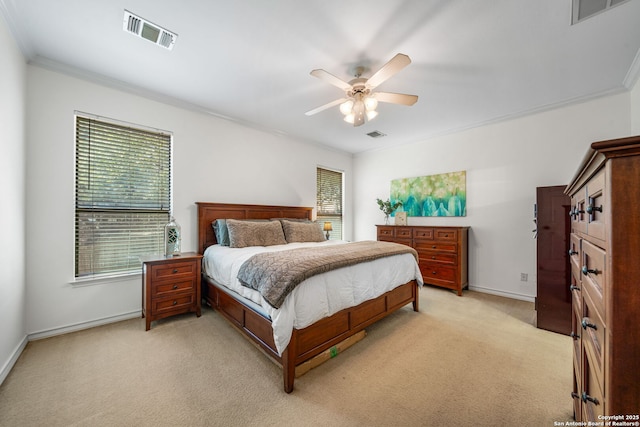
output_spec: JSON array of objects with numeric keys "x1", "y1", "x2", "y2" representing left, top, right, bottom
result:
[
  {"x1": 281, "y1": 220, "x2": 326, "y2": 243},
  {"x1": 212, "y1": 219, "x2": 230, "y2": 246},
  {"x1": 226, "y1": 219, "x2": 287, "y2": 248}
]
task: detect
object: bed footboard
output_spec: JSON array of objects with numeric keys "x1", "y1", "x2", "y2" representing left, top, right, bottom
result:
[{"x1": 203, "y1": 276, "x2": 419, "y2": 393}]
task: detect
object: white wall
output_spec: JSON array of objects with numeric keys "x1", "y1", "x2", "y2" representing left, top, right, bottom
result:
[
  {"x1": 631, "y1": 75, "x2": 640, "y2": 134},
  {"x1": 25, "y1": 65, "x2": 353, "y2": 336},
  {"x1": 353, "y1": 94, "x2": 631, "y2": 300},
  {"x1": 0, "y1": 14, "x2": 27, "y2": 383}
]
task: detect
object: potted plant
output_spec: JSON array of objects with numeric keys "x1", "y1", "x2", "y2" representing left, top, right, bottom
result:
[{"x1": 376, "y1": 198, "x2": 403, "y2": 225}]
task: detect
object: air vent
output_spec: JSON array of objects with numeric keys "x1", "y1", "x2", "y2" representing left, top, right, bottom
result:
[
  {"x1": 366, "y1": 131, "x2": 387, "y2": 138},
  {"x1": 123, "y1": 10, "x2": 177, "y2": 50},
  {"x1": 572, "y1": 0, "x2": 630, "y2": 24}
]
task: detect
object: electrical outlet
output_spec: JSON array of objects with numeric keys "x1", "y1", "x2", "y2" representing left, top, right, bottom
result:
[{"x1": 520, "y1": 273, "x2": 528, "y2": 282}]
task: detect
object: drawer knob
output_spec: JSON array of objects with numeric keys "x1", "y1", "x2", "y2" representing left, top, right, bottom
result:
[
  {"x1": 586, "y1": 204, "x2": 602, "y2": 214},
  {"x1": 570, "y1": 332, "x2": 580, "y2": 340},
  {"x1": 431, "y1": 256, "x2": 436, "y2": 260},
  {"x1": 431, "y1": 271, "x2": 437, "y2": 275},
  {"x1": 172, "y1": 269, "x2": 178, "y2": 274},
  {"x1": 172, "y1": 300, "x2": 178, "y2": 306},
  {"x1": 172, "y1": 284, "x2": 178, "y2": 290},
  {"x1": 581, "y1": 318, "x2": 597, "y2": 330},
  {"x1": 570, "y1": 285, "x2": 580, "y2": 291},
  {"x1": 581, "y1": 266, "x2": 599, "y2": 275},
  {"x1": 432, "y1": 245, "x2": 436, "y2": 249},
  {"x1": 568, "y1": 249, "x2": 578, "y2": 256},
  {"x1": 581, "y1": 392, "x2": 599, "y2": 405}
]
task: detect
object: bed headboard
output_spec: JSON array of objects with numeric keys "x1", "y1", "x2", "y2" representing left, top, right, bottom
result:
[{"x1": 196, "y1": 202, "x2": 314, "y2": 254}]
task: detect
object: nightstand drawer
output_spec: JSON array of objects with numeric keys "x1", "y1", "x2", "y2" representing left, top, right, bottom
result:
[
  {"x1": 153, "y1": 294, "x2": 196, "y2": 314},
  {"x1": 152, "y1": 278, "x2": 196, "y2": 298},
  {"x1": 150, "y1": 260, "x2": 198, "y2": 281}
]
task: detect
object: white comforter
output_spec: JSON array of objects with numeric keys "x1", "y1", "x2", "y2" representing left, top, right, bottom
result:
[{"x1": 202, "y1": 240, "x2": 423, "y2": 355}]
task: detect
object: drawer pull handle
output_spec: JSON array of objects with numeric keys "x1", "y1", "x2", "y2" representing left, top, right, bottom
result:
[
  {"x1": 432, "y1": 245, "x2": 437, "y2": 249},
  {"x1": 172, "y1": 300, "x2": 178, "y2": 306},
  {"x1": 172, "y1": 269, "x2": 178, "y2": 274},
  {"x1": 581, "y1": 318, "x2": 597, "y2": 330},
  {"x1": 172, "y1": 285, "x2": 178, "y2": 290},
  {"x1": 586, "y1": 204, "x2": 602, "y2": 214},
  {"x1": 581, "y1": 266, "x2": 599, "y2": 275},
  {"x1": 431, "y1": 256, "x2": 436, "y2": 260},
  {"x1": 571, "y1": 392, "x2": 580, "y2": 400},
  {"x1": 570, "y1": 285, "x2": 580, "y2": 291},
  {"x1": 568, "y1": 249, "x2": 578, "y2": 256},
  {"x1": 431, "y1": 271, "x2": 437, "y2": 275},
  {"x1": 570, "y1": 332, "x2": 580, "y2": 340},
  {"x1": 581, "y1": 392, "x2": 599, "y2": 405}
]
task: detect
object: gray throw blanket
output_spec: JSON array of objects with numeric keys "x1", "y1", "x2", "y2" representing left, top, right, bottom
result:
[{"x1": 237, "y1": 241, "x2": 418, "y2": 309}]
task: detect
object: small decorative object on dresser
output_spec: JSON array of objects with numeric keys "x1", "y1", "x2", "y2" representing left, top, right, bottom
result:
[
  {"x1": 164, "y1": 216, "x2": 181, "y2": 256},
  {"x1": 394, "y1": 211, "x2": 407, "y2": 225},
  {"x1": 376, "y1": 198, "x2": 402, "y2": 225},
  {"x1": 565, "y1": 135, "x2": 640, "y2": 422},
  {"x1": 141, "y1": 252, "x2": 202, "y2": 330},
  {"x1": 377, "y1": 225, "x2": 469, "y2": 296}
]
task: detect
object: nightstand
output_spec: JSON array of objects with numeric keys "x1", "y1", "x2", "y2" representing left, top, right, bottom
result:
[{"x1": 141, "y1": 252, "x2": 203, "y2": 330}]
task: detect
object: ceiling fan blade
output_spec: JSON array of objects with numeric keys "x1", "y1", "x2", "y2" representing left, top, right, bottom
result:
[
  {"x1": 310, "y1": 69, "x2": 353, "y2": 91},
  {"x1": 366, "y1": 53, "x2": 412, "y2": 89},
  {"x1": 305, "y1": 98, "x2": 348, "y2": 116},
  {"x1": 374, "y1": 92, "x2": 418, "y2": 106}
]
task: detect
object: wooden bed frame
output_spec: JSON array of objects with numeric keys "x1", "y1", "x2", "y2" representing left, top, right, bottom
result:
[{"x1": 196, "y1": 202, "x2": 419, "y2": 393}]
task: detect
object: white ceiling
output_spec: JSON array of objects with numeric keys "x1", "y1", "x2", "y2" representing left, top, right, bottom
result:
[{"x1": 2, "y1": 0, "x2": 640, "y2": 154}]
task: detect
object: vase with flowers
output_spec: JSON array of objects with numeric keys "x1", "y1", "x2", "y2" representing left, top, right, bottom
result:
[{"x1": 376, "y1": 198, "x2": 403, "y2": 225}]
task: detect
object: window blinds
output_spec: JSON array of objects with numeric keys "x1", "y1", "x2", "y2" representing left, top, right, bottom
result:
[
  {"x1": 316, "y1": 167, "x2": 343, "y2": 239},
  {"x1": 75, "y1": 116, "x2": 172, "y2": 277}
]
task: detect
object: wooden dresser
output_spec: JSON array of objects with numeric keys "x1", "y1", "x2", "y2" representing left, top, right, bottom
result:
[
  {"x1": 377, "y1": 225, "x2": 469, "y2": 296},
  {"x1": 565, "y1": 135, "x2": 640, "y2": 421},
  {"x1": 141, "y1": 252, "x2": 203, "y2": 330}
]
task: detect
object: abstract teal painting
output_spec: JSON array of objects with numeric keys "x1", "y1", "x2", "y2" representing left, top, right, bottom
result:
[{"x1": 390, "y1": 171, "x2": 466, "y2": 217}]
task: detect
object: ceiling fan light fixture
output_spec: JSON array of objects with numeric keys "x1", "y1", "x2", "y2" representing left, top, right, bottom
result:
[
  {"x1": 339, "y1": 99, "x2": 354, "y2": 115},
  {"x1": 344, "y1": 113, "x2": 355, "y2": 124},
  {"x1": 366, "y1": 110, "x2": 378, "y2": 121},
  {"x1": 364, "y1": 96, "x2": 378, "y2": 111}
]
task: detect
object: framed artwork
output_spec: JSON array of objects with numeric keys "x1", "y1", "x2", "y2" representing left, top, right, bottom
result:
[
  {"x1": 394, "y1": 211, "x2": 407, "y2": 225},
  {"x1": 391, "y1": 171, "x2": 466, "y2": 217}
]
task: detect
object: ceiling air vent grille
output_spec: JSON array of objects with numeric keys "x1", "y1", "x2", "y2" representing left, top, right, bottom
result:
[
  {"x1": 123, "y1": 10, "x2": 177, "y2": 50},
  {"x1": 367, "y1": 131, "x2": 387, "y2": 138}
]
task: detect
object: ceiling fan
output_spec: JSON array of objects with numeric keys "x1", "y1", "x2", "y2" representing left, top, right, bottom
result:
[{"x1": 305, "y1": 53, "x2": 418, "y2": 127}]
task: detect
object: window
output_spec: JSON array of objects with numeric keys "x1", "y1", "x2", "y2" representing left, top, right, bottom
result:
[
  {"x1": 316, "y1": 167, "x2": 343, "y2": 239},
  {"x1": 75, "y1": 114, "x2": 172, "y2": 278}
]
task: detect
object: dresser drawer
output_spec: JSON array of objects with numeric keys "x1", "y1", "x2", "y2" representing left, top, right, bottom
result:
[
  {"x1": 153, "y1": 293, "x2": 196, "y2": 315},
  {"x1": 581, "y1": 240, "x2": 606, "y2": 315},
  {"x1": 434, "y1": 228, "x2": 457, "y2": 241},
  {"x1": 585, "y1": 170, "x2": 606, "y2": 244},
  {"x1": 150, "y1": 260, "x2": 198, "y2": 281},
  {"x1": 419, "y1": 262, "x2": 456, "y2": 283},
  {"x1": 377, "y1": 226, "x2": 394, "y2": 240},
  {"x1": 412, "y1": 228, "x2": 434, "y2": 240},
  {"x1": 582, "y1": 290, "x2": 605, "y2": 389},
  {"x1": 582, "y1": 342, "x2": 605, "y2": 422},
  {"x1": 572, "y1": 187, "x2": 588, "y2": 235},
  {"x1": 419, "y1": 251, "x2": 457, "y2": 265},
  {"x1": 571, "y1": 299, "x2": 582, "y2": 372},
  {"x1": 151, "y1": 278, "x2": 196, "y2": 298},
  {"x1": 414, "y1": 240, "x2": 457, "y2": 253},
  {"x1": 569, "y1": 234, "x2": 581, "y2": 272}
]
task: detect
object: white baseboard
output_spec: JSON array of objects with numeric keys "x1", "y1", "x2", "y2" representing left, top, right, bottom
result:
[
  {"x1": 28, "y1": 310, "x2": 141, "y2": 341},
  {"x1": 0, "y1": 335, "x2": 28, "y2": 386},
  {"x1": 469, "y1": 285, "x2": 535, "y2": 302}
]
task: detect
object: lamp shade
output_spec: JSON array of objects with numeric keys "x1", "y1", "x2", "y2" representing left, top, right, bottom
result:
[{"x1": 323, "y1": 222, "x2": 333, "y2": 231}]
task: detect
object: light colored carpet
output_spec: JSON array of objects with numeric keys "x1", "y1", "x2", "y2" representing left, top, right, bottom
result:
[{"x1": 0, "y1": 286, "x2": 573, "y2": 426}]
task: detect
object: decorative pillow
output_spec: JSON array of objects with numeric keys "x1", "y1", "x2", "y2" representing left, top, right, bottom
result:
[
  {"x1": 212, "y1": 219, "x2": 230, "y2": 246},
  {"x1": 281, "y1": 220, "x2": 326, "y2": 243},
  {"x1": 226, "y1": 219, "x2": 287, "y2": 248}
]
